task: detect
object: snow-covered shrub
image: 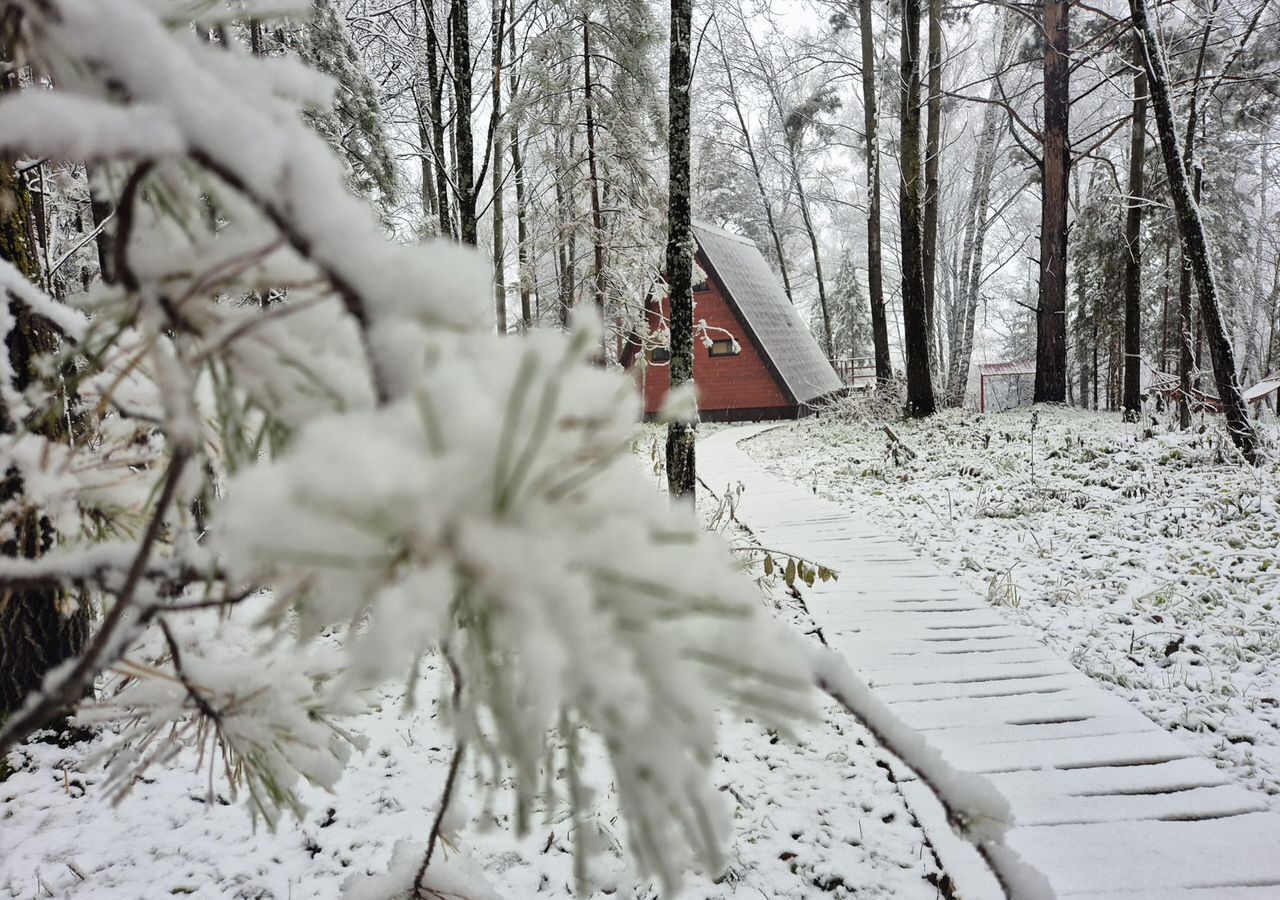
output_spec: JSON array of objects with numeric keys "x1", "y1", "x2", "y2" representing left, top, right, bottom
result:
[{"x1": 0, "y1": 0, "x2": 815, "y2": 895}]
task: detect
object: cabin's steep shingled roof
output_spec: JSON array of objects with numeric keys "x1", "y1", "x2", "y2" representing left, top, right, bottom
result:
[{"x1": 692, "y1": 220, "x2": 843, "y2": 406}]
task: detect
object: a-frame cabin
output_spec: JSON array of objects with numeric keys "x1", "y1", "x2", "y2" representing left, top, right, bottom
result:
[{"x1": 625, "y1": 220, "x2": 843, "y2": 422}]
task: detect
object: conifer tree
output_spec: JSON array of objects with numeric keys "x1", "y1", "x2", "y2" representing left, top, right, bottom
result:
[{"x1": 295, "y1": 0, "x2": 398, "y2": 211}]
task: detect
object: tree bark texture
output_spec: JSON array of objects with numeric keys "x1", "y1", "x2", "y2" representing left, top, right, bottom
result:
[
  {"x1": 858, "y1": 0, "x2": 892, "y2": 383},
  {"x1": 1121, "y1": 45, "x2": 1147, "y2": 416},
  {"x1": 665, "y1": 0, "x2": 696, "y2": 498},
  {"x1": 1034, "y1": 0, "x2": 1069, "y2": 403},
  {"x1": 491, "y1": 1, "x2": 507, "y2": 331},
  {"x1": 582, "y1": 16, "x2": 607, "y2": 325},
  {"x1": 898, "y1": 0, "x2": 936, "y2": 417},
  {"x1": 450, "y1": 0, "x2": 477, "y2": 245},
  {"x1": 424, "y1": 0, "x2": 453, "y2": 239},
  {"x1": 1131, "y1": 0, "x2": 1256, "y2": 460},
  {"x1": 922, "y1": 0, "x2": 943, "y2": 375},
  {"x1": 508, "y1": 0, "x2": 532, "y2": 329}
]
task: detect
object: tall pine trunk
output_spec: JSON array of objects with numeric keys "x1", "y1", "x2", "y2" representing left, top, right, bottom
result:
[
  {"x1": 418, "y1": 119, "x2": 439, "y2": 234},
  {"x1": 922, "y1": 0, "x2": 943, "y2": 375},
  {"x1": 582, "y1": 16, "x2": 607, "y2": 325},
  {"x1": 1034, "y1": 0, "x2": 1069, "y2": 403},
  {"x1": 1176, "y1": 230, "x2": 1194, "y2": 426},
  {"x1": 665, "y1": 0, "x2": 696, "y2": 498},
  {"x1": 858, "y1": 0, "x2": 892, "y2": 383},
  {"x1": 899, "y1": 0, "x2": 936, "y2": 417},
  {"x1": 508, "y1": 0, "x2": 532, "y2": 330},
  {"x1": 555, "y1": 121, "x2": 577, "y2": 329},
  {"x1": 491, "y1": 0, "x2": 506, "y2": 331},
  {"x1": 424, "y1": 0, "x2": 453, "y2": 239},
  {"x1": 450, "y1": 0, "x2": 477, "y2": 245},
  {"x1": 1130, "y1": 0, "x2": 1256, "y2": 460},
  {"x1": 1121, "y1": 44, "x2": 1147, "y2": 417}
]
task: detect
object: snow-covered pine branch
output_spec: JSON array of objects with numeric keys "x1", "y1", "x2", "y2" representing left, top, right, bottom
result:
[{"x1": 0, "y1": 0, "x2": 820, "y2": 894}]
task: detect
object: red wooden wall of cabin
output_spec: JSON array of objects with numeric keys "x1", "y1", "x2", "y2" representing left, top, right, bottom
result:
[{"x1": 640, "y1": 253, "x2": 791, "y2": 418}]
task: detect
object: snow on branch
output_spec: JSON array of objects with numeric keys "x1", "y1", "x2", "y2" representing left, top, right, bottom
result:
[{"x1": 0, "y1": 1, "x2": 823, "y2": 896}]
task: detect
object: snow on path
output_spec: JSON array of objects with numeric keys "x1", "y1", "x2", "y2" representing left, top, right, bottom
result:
[{"x1": 700, "y1": 424, "x2": 1280, "y2": 899}]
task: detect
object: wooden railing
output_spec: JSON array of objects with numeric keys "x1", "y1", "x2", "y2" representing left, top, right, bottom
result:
[{"x1": 830, "y1": 356, "x2": 877, "y2": 389}]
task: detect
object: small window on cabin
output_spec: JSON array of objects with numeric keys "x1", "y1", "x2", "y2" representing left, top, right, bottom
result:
[
  {"x1": 708, "y1": 339, "x2": 740, "y2": 358},
  {"x1": 692, "y1": 261, "x2": 709, "y2": 292},
  {"x1": 647, "y1": 346, "x2": 672, "y2": 363}
]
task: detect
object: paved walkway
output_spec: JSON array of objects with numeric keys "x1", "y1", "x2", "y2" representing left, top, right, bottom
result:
[{"x1": 700, "y1": 425, "x2": 1280, "y2": 900}]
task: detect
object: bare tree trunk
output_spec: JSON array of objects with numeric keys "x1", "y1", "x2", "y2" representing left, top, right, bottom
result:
[
  {"x1": 944, "y1": 144, "x2": 998, "y2": 406},
  {"x1": 1131, "y1": 0, "x2": 1256, "y2": 460},
  {"x1": 511, "y1": 126, "x2": 531, "y2": 328},
  {"x1": 1160, "y1": 238, "x2": 1170, "y2": 373},
  {"x1": 424, "y1": 0, "x2": 453, "y2": 239},
  {"x1": 491, "y1": 1, "x2": 506, "y2": 331},
  {"x1": 858, "y1": 0, "x2": 892, "y2": 383},
  {"x1": 922, "y1": 0, "x2": 943, "y2": 376},
  {"x1": 418, "y1": 119, "x2": 439, "y2": 235},
  {"x1": 1121, "y1": 42, "x2": 1147, "y2": 417},
  {"x1": 1092, "y1": 289, "x2": 1100, "y2": 409},
  {"x1": 450, "y1": 0, "x2": 477, "y2": 245},
  {"x1": 84, "y1": 163, "x2": 114, "y2": 283},
  {"x1": 739, "y1": 19, "x2": 832, "y2": 358},
  {"x1": 508, "y1": 0, "x2": 531, "y2": 330},
  {"x1": 945, "y1": 15, "x2": 1017, "y2": 407},
  {"x1": 1074, "y1": 264, "x2": 1091, "y2": 405},
  {"x1": 1034, "y1": 0, "x2": 1069, "y2": 403},
  {"x1": 712, "y1": 18, "x2": 793, "y2": 303},
  {"x1": 1173, "y1": 12, "x2": 1214, "y2": 429},
  {"x1": 899, "y1": 0, "x2": 936, "y2": 417},
  {"x1": 1177, "y1": 245, "x2": 1193, "y2": 426},
  {"x1": 555, "y1": 120, "x2": 577, "y2": 330},
  {"x1": 1264, "y1": 251, "x2": 1280, "y2": 378},
  {"x1": 582, "y1": 15, "x2": 607, "y2": 329},
  {"x1": 665, "y1": 0, "x2": 696, "y2": 498},
  {"x1": 791, "y1": 161, "x2": 833, "y2": 359}
]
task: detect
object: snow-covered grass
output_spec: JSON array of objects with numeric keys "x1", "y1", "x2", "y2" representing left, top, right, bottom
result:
[
  {"x1": 2, "y1": 640, "x2": 942, "y2": 900},
  {"x1": 1, "y1": 479, "x2": 944, "y2": 900},
  {"x1": 746, "y1": 405, "x2": 1280, "y2": 805}
]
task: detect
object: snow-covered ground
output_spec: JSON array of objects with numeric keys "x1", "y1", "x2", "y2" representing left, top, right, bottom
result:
[
  {"x1": 1, "y1": 518, "x2": 944, "y2": 900},
  {"x1": 746, "y1": 405, "x2": 1280, "y2": 806}
]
